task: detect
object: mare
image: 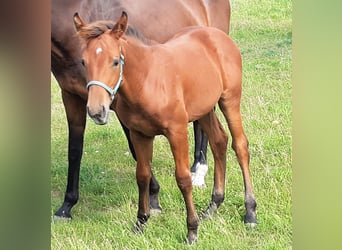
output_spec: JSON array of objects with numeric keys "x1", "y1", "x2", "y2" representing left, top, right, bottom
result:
[
  {"x1": 52, "y1": 0, "x2": 231, "y2": 219},
  {"x1": 74, "y1": 12, "x2": 257, "y2": 244}
]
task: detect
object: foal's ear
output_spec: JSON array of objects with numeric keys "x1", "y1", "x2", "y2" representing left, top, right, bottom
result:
[
  {"x1": 73, "y1": 12, "x2": 86, "y2": 32},
  {"x1": 111, "y1": 11, "x2": 128, "y2": 39}
]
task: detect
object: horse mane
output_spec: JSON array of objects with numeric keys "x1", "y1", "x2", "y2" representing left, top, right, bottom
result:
[
  {"x1": 125, "y1": 26, "x2": 152, "y2": 45},
  {"x1": 77, "y1": 20, "x2": 151, "y2": 45},
  {"x1": 76, "y1": 20, "x2": 114, "y2": 43}
]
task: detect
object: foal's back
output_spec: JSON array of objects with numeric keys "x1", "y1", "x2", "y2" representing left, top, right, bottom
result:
[{"x1": 161, "y1": 26, "x2": 242, "y2": 122}]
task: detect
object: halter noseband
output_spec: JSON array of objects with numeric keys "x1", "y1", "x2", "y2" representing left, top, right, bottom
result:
[{"x1": 86, "y1": 53, "x2": 125, "y2": 100}]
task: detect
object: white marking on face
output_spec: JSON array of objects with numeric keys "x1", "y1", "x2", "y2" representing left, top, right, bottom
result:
[{"x1": 96, "y1": 47, "x2": 103, "y2": 55}]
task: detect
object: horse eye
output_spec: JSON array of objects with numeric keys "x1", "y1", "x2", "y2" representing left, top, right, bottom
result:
[
  {"x1": 113, "y1": 58, "x2": 119, "y2": 67},
  {"x1": 81, "y1": 59, "x2": 85, "y2": 66}
]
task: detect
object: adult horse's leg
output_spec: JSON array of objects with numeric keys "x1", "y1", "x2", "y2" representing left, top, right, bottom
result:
[
  {"x1": 54, "y1": 89, "x2": 87, "y2": 219},
  {"x1": 219, "y1": 98, "x2": 257, "y2": 226},
  {"x1": 149, "y1": 171, "x2": 162, "y2": 213},
  {"x1": 197, "y1": 112, "x2": 228, "y2": 219},
  {"x1": 168, "y1": 126, "x2": 199, "y2": 244},
  {"x1": 118, "y1": 119, "x2": 136, "y2": 160},
  {"x1": 191, "y1": 121, "x2": 209, "y2": 187}
]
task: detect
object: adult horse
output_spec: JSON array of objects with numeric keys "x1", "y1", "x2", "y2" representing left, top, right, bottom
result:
[
  {"x1": 52, "y1": 0, "x2": 231, "y2": 220},
  {"x1": 74, "y1": 11, "x2": 257, "y2": 244}
]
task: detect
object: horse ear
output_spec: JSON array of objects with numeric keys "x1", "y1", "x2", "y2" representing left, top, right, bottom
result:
[
  {"x1": 111, "y1": 11, "x2": 128, "y2": 39},
  {"x1": 73, "y1": 12, "x2": 86, "y2": 32}
]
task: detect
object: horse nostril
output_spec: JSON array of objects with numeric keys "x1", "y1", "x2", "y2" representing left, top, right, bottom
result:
[
  {"x1": 86, "y1": 105, "x2": 108, "y2": 125},
  {"x1": 86, "y1": 106, "x2": 99, "y2": 118}
]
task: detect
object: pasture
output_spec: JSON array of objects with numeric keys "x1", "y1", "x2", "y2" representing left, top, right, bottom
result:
[{"x1": 51, "y1": 0, "x2": 292, "y2": 249}]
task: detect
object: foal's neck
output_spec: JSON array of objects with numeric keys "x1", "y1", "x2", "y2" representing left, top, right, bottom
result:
[{"x1": 120, "y1": 37, "x2": 154, "y2": 103}]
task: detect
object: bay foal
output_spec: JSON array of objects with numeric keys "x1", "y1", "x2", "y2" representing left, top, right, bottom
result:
[{"x1": 74, "y1": 12, "x2": 257, "y2": 244}]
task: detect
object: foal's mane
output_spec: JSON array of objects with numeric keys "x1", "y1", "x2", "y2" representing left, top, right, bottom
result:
[{"x1": 77, "y1": 20, "x2": 151, "y2": 45}]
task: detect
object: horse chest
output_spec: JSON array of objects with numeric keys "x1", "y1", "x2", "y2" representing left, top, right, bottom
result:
[{"x1": 117, "y1": 103, "x2": 168, "y2": 136}]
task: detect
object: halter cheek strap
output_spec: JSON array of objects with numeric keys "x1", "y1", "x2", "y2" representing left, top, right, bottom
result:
[{"x1": 86, "y1": 53, "x2": 125, "y2": 100}]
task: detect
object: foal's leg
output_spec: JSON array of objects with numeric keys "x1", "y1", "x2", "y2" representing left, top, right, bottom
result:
[
  {"x1": 197, "y1": 112, "x2": 228, "y2": 218},
  {"x1": 191, "y1": 121, "x2": 209, "y2": 187},
  {"x1": 219, "y1": 100, "x2": 257, "y2": 226},
  {"x1": 168, "y1": 127, "x2": 199, "y2": 244},
  {"x1": 130, "y1": 131, "x2": 154, "y2": 233},
  {"x1": 118, "y1": 120, "x2": 161, "y2": 212}
]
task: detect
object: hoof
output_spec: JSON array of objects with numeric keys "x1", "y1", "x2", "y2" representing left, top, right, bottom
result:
[
  {"x1": 201, "y1": 202, "x2": 218, "y2": 220},
  {"x1": 53, "y1": 215, "x2": 71, "y2": 224},
  {"x1": 132, "y1": 214, "x2": 149, "y2": 234},
  {"x1": 244, "y1": 211, "x2": 257, "y2": 226},
  {"x1": 132, "y1": 220, "x2": 145, "y2": 234},
  {"x1": 201, "y1": 211, "x2": 214, "y2": 220},
  {"x1": 186, "y1": 232, "x2": 198, "y2": 245},
  {"x1": 245, "y1": 222, "x2": 257, "y2": 229},
  {"x1": 150, "y1": 207, "x2": 162, "y2": 215},
  {"x1": 54, "y1": 205, "x2": 72, "y2": 219},
  {"x1": 149, "y1": 195, "x2": 162, "y2": 212}
]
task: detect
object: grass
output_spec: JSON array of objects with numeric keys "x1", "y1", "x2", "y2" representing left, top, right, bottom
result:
[{"x1": 51, "y1": 0, "x2": 292, "y2": 249}]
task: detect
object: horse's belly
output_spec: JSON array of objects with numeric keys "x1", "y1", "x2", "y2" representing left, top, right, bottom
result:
[{"x1": 183, "y1": 73, "x2": 222, "y2": 121}]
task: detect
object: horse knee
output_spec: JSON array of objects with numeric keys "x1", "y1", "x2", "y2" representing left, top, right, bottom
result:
[
  {"x1": 175, "y1": 170, "x2": 192, "y2": 191},
  {"x1": 219, "y1": 133, "x2": 228, "y2": 149},
  {"x1": 136, "y1": 169, "x2": 151, "y2": 189},
  {"x1": 211, "y1": 133, "x2": 228, "y2": 158},
  {"x1": 232, "y1": 135, "x2": 249, "y2": 157}
]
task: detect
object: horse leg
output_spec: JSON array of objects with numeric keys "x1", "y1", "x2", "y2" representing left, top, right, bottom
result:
[
  {"x1": 149, "y1": 172, "x2": 162, "y2": 213},
  {"x1": 54, "y1": 90, "x2": 87, "y2": 220},
  {"x1": 168, "y1": 127, "x2": 199, "y2": 244},
  {"x1": 191, "y1": 121, "x2": 209, "y2": 187},
  {"x1": 118, "y1": 119, "x2": 136, "y2": 160},
  {"x1": 219, "y1": 99, "x2": 257, "y2": 226},
  {"x1": 129, "y1": 131, "x2": 154, "y2": 233},
  {"x1": 117, "y1": 119, "x2": 161, "y2": 212},
  {"x1": 197, "y1": 112, "x2": 228, "y2": 219}
]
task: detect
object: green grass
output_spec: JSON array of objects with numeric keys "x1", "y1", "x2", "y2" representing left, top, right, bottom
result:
[{"x1": 51, "y1": 0, "x2": 292, "y2": 249}]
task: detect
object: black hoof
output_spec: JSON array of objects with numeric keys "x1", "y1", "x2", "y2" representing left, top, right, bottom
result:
[
  {"x1": 132, "y1": 214, "x2": 149, "y2": 234},
  {"x1": 132, "y1": 220, "x2": 145, "y2": 234},
  {"x1": 244, "y1": 214, "x2": 257, "y2": 229},
  {"x1": 186, "y1": 233, "x2": 198, "y2": 245},
  {"x1": 201, "y1": 202, "x2": 218, "y2": 220},
  {"x1": 244, "y1": 206, "x2": 257, "y2": 227},
  {"x1": 54, "y1": 202, "x2": 74, "y2": 219},
  {"x1": 149, "y1": 195, "x2": 162, "y2": 213},
  {"x1": 53, "y1": 209, "x2": 72, "y2": 223},
  {"x1": 53, "y1": 207, "x2": 72, "y2": 223}
]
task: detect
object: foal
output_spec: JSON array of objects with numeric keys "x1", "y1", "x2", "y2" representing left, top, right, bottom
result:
[{"x1": 74, "y1": 12, "x2": 257, "y2": 244}]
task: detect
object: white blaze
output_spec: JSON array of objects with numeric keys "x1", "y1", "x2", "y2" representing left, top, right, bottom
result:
[{"x1": 96, "y1": 47, "x2": 103, "y2": 55}]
